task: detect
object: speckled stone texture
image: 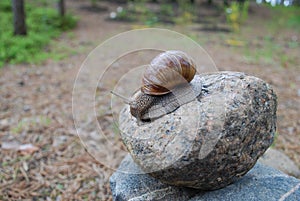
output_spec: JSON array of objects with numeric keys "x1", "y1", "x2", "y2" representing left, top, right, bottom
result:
[
  {"x1": 110, "y1": 154, "x2": 300, "y2": 201},
  {"x1": 110, "y1": 155, "x2": 199, "y2": 201},
  {"x1": 119, "y1": 71, "x2": 277, "y2": 190}
]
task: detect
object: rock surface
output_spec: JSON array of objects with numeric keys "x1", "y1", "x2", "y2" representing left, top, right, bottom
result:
[
  {"x1": 110, "y1": 154, "x2": 300, "y2": 201},
  {"x1": 110, "y1": 155, "x2": 199, "y2": 201},
  {"x1": 119, "y1": 71, "x2": 277, "y2": 190},
  {"x1": 259, "y1": 148, "x2": 300, "y2": 178}
]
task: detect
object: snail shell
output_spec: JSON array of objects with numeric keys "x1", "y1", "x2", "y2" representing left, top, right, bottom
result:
[
  {"x1": 129, "y1": 50, "x2": 202, "y2": 121},
  {"x1": 142, "y1": 50, "x2": 197, "y2": 95}
]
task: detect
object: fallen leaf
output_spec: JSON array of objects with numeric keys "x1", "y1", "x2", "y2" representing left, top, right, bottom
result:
[
  {"x1": 1, "y1": 141, "x2": 20, "y2": 150},
  {"x1": 18, "y1": 144, "x2": 39, "y2": 155},
  {"x1": 225, "y1": 39, "x2": 245, "y2": 47},
  {"x1": 23, "y1": 161, "x2": 29, "y2": 171}
]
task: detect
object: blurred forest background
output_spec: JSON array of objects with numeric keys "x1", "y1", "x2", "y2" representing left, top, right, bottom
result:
[{"x1": 0, "y1": 0, "x2": 299, "y2": 200}]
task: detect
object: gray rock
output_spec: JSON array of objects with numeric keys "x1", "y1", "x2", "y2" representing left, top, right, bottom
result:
[
  {"x1": 110, "y1": 155, "x2": 300, "y2": 201},
  {"x1": 110, "y1": 155, "x2": 199, "y2": 201},
  {"x1": 190, "y1": 164, "x2": 300, "y2": 201},
  {"x1": 259, "y1": 148, "x2": 300, "y2": 178},
  {"x1": 119, "y1": 72, "x2": 277, "y2": 190}
]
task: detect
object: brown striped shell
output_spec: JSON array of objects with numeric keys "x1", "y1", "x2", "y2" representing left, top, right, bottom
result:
[
  {"x1": 111, "y1": 50, "x2": 201, "y2": 122},
  {"x1": 141, "y1": 50, "x2": 197, "y2": 95}
]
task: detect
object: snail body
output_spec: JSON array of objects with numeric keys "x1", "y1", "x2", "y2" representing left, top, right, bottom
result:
[
  {"x1": 130, "y1": 76, "x2": 202, "y2": 121},
  {"x1": 112, "y1": 50, "x2": 202, "y2": 122}
]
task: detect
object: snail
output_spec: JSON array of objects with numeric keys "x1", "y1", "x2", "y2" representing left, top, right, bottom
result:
[{"x1": 111, "y1": 50, "x2": 202, "y2": 122}]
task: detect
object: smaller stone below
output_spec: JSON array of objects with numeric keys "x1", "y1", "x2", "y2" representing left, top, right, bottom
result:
[
  {"x1": 259, "y1": 148, "x2": 300, "y2": 178},
  {"x1": 110, "y1": 155, "x2": 199, "y2": 201},
  {"x1": 110, "y1": 155, "x2": 300, "y2": 201}
]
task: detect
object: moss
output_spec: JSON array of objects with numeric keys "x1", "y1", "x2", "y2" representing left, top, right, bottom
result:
[{"x1": 0, "y1": 0, "x2": 77, "y2": 67}]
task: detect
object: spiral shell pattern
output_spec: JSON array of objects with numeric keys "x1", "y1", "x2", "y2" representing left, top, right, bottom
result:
[{"x1": 141, "y1": 50, "x2": 197, "y2": 95}]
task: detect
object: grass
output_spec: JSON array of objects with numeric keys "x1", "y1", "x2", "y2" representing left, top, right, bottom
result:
[
  {"x1": 11, "y1": 116, "x2": 52, "y2": 134},
  {"x1": 259, "y1": 5, "x2": 299, "y2": 67},
  {"x1": 223, "y1": 4, "x2": 300, "y2": 68},
  {"x1": 0, "y1": 0, "x2": 77, "y2": 67},
  {"x1": 241, "y1": 37, "x2": 298, "y2": 67},
  {"x1": 182, "y1": 3, "x2": 300, "y2": 69},
  {"x1": 267, "y1": 5, "x2": 300, "y2": 31}
]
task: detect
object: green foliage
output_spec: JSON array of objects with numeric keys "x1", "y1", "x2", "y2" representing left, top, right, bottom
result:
[
  {"x1": 174, "y1": 0, "x2": 195, "y2": 25},
  {"x1": 0, "y1": 0, "x2": 77, "y2": 67},
  {"x1": 90, "y1": 0, "x2": 98, "y2": 7},
  {"x1": 160, "y1": 4, "x2": 174, "y2": 17},
  {"x1": 241, "y1": 34, "x2": 298, "y2": 68},
  {"x1": 111, "y1": 0, "x2": 196, "y2": 26},
  {"x1": 10, "y1": 116, "x2": 51, "y2": 134},
  {"x1": 288, "y1": 15, "x2": 300, "y2": 28},
  {"x1": 225, "y1": 1, "x2": 249, "y2": 32},
  {"x1": 239, "y1": 4, "x2": 300, "y2": 68},
  {"x1": 0, "y1": 0, "x2": 11, "y2": 12},
  {"x1": 267, "y1": 5, "x2": 300, "y2": 31}
]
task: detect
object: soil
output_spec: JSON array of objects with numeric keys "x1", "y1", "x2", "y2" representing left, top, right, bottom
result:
[{"x1": 0, "y1": 0, "x2": 299, "y2": 200}]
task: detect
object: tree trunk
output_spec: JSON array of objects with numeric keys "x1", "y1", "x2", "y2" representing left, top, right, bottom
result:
[
  {"x1": 12, "y1": 0, "x2": 27, "y2": 35},
  {"x1": 58, "y1": 0, "x2": 65, "y2": 17},
  {"x1": 224, "y1": 0, "x2": 229, "y2": 6}
]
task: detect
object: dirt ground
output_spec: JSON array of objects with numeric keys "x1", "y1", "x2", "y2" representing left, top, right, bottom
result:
[{"x1": 0, "y1": 0, "x2": 299, "y2": 200}]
